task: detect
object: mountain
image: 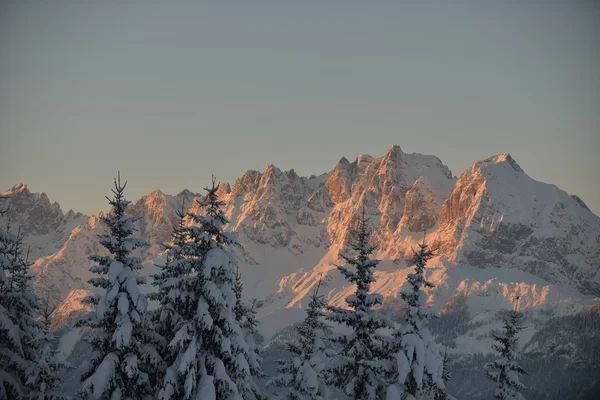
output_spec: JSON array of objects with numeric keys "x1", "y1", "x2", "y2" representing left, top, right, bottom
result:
[
  {"x1": 0, "y1": 184, "x2": 88, "y2": 261},
  {"x1": 3, "y1": 145, "x2": 599, "y2": 337},
  {"x1": 432, "y1": 154, "x2": 600, "y2": 295}
]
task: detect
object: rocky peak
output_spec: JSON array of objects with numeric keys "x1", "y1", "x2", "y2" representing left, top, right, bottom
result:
[
  {"x1": 382, "y1": 144, "x2": 403, "y2": 162},
  {"x1": 472, "y1": 153, "x2": 523, "y2": 174},
  {"x1": 260, "y1": 164, "x2": 283, "y2": 187},
  {"x1": 434, "y1": 153, "x2": 600, "y2": 294},
  {"x1": 216, "y1": 182, "x2": 231, "y2": 197},
  {"x1": 0, "y1": 183, "x2": 65, "y2": 235},
  {"x1": 325, "y1": 157, "x2": 356, "y2": 204},
  {"x1": 399, "y1": 177, "x2": 441, "y2": 233},
  {"x1": 6, "y1": 183, "x2": 28, "y2": 194},
  {"x1": 175, "y1": 189, "x2": 197, "y2": 207},
  {"x1": 232, "y1": 170, "x2": 262, "y2": 196}
]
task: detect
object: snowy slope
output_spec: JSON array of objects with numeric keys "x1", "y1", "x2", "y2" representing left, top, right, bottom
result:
[
  {"x1": 3, "y1": 146, "x2": 600, "y2": 338},
  {"x1": 0, "y1": 184, "x2": 88, "y2": 261},
  {"x1": 432, "y1": 154, "x2": 600, "y2": 294}
]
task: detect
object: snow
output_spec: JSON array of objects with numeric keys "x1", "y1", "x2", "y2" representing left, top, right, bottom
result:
[
  {"x1": 386, "y1": 384, "x2": 401, "y2": 400},
  {"x1": 114, "y1": 316, "x2": 132, "y2": 348},
  {"x1": 56, "y1": 328, "x2": 82, "y2": 361},
  {"x1": 197, "y1": 374, "x2": 216, "y2": 400},
  {"x1": 82, "y1": 352, "x2": 118, "y2": 400},
  {"x1": 117, "y1": 292, "x2": 129, "y2": 315}
]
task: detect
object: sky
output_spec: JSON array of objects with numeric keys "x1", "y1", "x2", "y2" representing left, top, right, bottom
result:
[{"x1": 0, "y1": 1, "x2": 598, "y2": 216}]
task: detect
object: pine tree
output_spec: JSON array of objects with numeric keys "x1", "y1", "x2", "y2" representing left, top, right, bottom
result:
[
  {"x1": 431, "y1": 349, "x2": 454, "y2": 400},
  {"x1": 387, "y1": 238, "x2": 446, "y2": 400},
  {"x1": 0, "y1": 218, "x2": 41, "y2": 399},
  {"x1": 1, "y1": 196, "x2": 67, "y2": 399},
  {"x1": 485, "y1": 307, "x2": 527, "y2": 400},
  {"x1": 157, "y1": 177, "x2": 257, "y2": 400},
  {"x1": 269, "y1": 279, "x2": 331, "y2": 400},
  {"x1": 149, "y1": 200, "x2": 188, "y2": 392},
  {"x1": 25, "y1": 313, "x2": 70, "y2": 400},
  {"x1": 326, "y1": 207, "x2": 393, "y2": 400},
  {"x1": 76, "y1": 173, "x2": 159, "y2": 400},
  {"x1": 234, "y1": 267, "x2": 266, "y2": 400}
]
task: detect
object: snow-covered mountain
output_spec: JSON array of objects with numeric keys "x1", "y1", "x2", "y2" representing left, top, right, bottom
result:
[
  {"x1": 3, "y1": 145, "x2": 600, "y2": 335},
  {"x1": 0, "y1": 184, "x2": 88, "y2": 262},
  {"x1": 431, "y1": 154, "x2": 600, "y2": 295}
]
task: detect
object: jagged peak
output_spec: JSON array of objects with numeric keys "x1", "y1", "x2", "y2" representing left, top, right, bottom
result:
[
  {"x1": 10, "y1": 183, "x2": 28, "y2": 193},
  {"x1": 263, "y1": 164, "x2": 281, "y2": 175},
  {"x1": 356, "y1": 154, "x2": 374, "y2": 164},
  {"x1": 240, "y1": 169, "x2": 262, "y2": 179},
  {"x1": 261, "y1": 164, "x2": 283, "y2": 186},
  {"x1": 138, "y1": 189, "x2": 166, "y2": 205},
  {"x1": 385, "y1": 144, "x2": 403, "y2": 156},
  {"x1": 232, "y1": 170, "x2": 262, "y2": 196},
  {"x1": 474, "y1": 153, "x2": 524, "y2": 173},
  {"x1": 176, "y1": 188, "x2": 195, "y2": 198},
  {"x1": 148, "y1": 188, "x2": 164, "y2": 196},
  {"x1": 217, "y1": 182, "x2": 231, "y2": 195},
  {"x1": 287, "y1": 168, "x2": 299, "y2": 179},
  {"x1": 338, "y1": 156, "x2": 350, "y2": 165},
  {"x1": 1, "y1": 183, "x2": 29, "y2": 197}
]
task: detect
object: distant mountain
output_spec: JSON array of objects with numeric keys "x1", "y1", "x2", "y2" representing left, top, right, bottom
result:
[{"x1": 2, "y1": 145, "x2": 599, "y2": 336}]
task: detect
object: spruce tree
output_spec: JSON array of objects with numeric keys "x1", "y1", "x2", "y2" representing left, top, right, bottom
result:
[
  {"x1": 326, "y1": 207, "x2": 393, "y2": 400},
  {"x1": 76, "y1": 173, "x2": 158, "y2": 400},
  {"x1": 387, "y1": 239, "x2": 446, "y2": 400},
  {"x1": 157, "y1": 177, "x2": 257, "y2": 400},
  {"x1": 150, "y1": 200, "x2": 188, "y2": 393},
  {"x1": 431, "y1": 349, "x2": 454, "y2": 400},
  {"x1": 485, "y1": 308, "x2": 527, "y2": 400},
  {"x1": 0, "y1": 219, "x2": 41, "y2": 399},
  {"x1": 25, "y1": 313, "x2": 69, "y2": 400},
  {"x1": 269, "y1": 279, "x2": 331, "y2": 400},
  {"x1": 234, "y1": 268, "x2": 265, "y2": 400}
]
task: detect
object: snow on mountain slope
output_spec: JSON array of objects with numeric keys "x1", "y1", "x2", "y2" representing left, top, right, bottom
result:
[
  {"x1": 29, "y1": 189, "x2": 197, "y2": 315},
  {"x1": 0, "y1": 184, "x2": 88, "y2": 261},
  {"x1": 432, "y1": 154, "x2": 600, "y2": 294},
  {"x1": 3, "y1": 146, "x2": 600, "y2": 336},
  {"x1": 323, "y1": 145, "x2": 456, "y2": 258}
]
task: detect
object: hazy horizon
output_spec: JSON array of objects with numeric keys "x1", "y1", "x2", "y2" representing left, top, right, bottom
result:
[{"x1": 1, "y1": 2, "x2": 598, "y2": 215}]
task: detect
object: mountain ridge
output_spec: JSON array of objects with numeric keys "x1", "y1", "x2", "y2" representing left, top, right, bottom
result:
[{"x1": 2, "y1": 145, "x2": 599, "y2": 333}]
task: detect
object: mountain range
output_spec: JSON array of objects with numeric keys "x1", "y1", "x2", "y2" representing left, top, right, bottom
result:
[{"x1": 1, "y1": 145, "x2": 599, "y2": 348}]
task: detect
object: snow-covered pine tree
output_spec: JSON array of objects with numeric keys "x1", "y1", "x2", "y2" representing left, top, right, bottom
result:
[
  {"x1": 157, "y1": 177, "x2": 255, "y2": 400},
  {"x1": 387, "y1": 238, "x2": 446, "y2": 400},
  {"x1": 234, "y1": 267, "x2": 266, "y2": 400},
  {"x1": 25, "y1": 311, "x2": 70, "y2": 400},
  {"x1": 1, "y1": 196, "x2": 68, "y2": 400},
  {"x1": 431, "y1": 349, "x2": 454, "y2": 400},
  {"x1": 149, "y1": 200, "x2": 189, "y2": 391},
  {"x1": 484, "y1": 308, "x2": 527, "y2": 400},
  {"x1": 0, "y1": 224, "x2": 44, "y2": 398},
  {"x1": 0, "y1": 197, "x2": 24, "y2": 399},
  {"x1": 75, "y1": 173, "x2": 159, "y2": 400},
  {"x1": 269, "y1": 278, "x2": 331, "y2": 400},
  {"x1": 326, "y1": 207, "x2": 393, "y2": 400},
  {"x1": 0, "y1": 217, "x2": 42, "y2": 399}
]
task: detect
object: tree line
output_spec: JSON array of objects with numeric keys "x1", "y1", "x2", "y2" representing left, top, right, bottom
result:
[{"x1": 1, "y1": 175, "x2": 527, "y2": 399}]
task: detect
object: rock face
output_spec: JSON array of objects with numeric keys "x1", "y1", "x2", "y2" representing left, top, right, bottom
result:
[
  {"x1": 4, "y1": 146, "x2": 600, "y2": 331},
  {"x1": 0, "y1": 184, "x2": 87, "y2": 261},
  {"x1": 433, "y1": 154, "x2": 600, "y2": 294}
]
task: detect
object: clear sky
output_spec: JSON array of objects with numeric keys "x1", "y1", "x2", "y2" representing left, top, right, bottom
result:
[{"x1": 1, "y1": 1, "x2": 598, "y2": 216}]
